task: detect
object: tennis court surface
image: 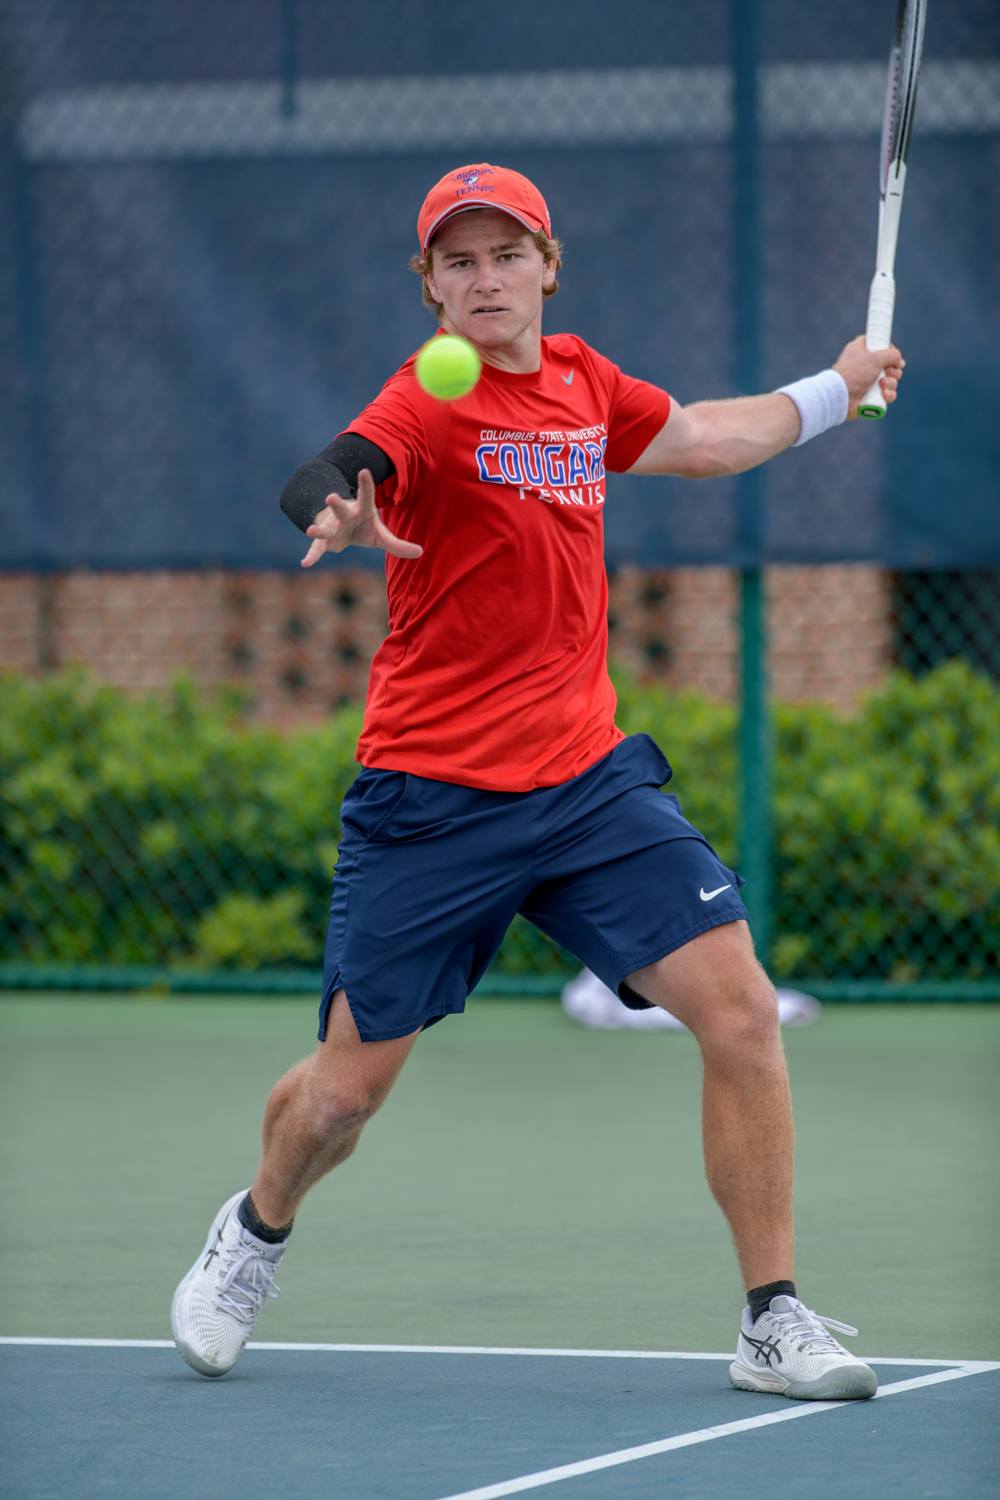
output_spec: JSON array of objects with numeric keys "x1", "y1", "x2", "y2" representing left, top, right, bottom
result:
[
  {"x1": 3, "y1": 1341, "x2": 997, "y2": 1499},
  {"x1": 2, "y1": 996, "x2": 998, "y2": 1498}
]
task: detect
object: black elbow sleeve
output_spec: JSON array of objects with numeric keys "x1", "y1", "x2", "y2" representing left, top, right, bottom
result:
[
  {"x1": 279, "y1": 433, "x2": 396, "y2": 535},
  {"x1": 280, "y1": 460, "x2": 351, "y2": 534}
]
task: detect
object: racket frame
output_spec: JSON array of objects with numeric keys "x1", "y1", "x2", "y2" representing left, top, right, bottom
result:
[{"x1": 859, "y1": 0, "x2": 927, "y2": 419}]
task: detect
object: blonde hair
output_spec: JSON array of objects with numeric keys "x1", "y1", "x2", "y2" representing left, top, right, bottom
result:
[{"x1": 410, "y1": 215, "x2": 564, "y2": 319}]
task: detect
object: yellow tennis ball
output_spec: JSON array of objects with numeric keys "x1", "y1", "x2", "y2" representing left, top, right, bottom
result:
[{"x1": 415, "y1": 335, "x2": 481, "y2": 401}]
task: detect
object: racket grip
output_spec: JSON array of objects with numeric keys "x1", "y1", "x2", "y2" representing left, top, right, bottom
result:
[
  {"x1": 860, "y1": 270, "x2": 896, "y2": 419},
  {"x1": 859, "y1": 374, "x2": 887, "y2": 419}
]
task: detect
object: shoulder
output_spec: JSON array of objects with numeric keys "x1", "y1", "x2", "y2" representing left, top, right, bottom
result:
[
  {"x1": 375, "y1": 348, "x2": 427, "y2": 405},
  {"x1": 543, "y1": 332, "x2": 607, "y2": 366},
  {"x1": 544, "y1": 333, "x2": 619, "y2": 388},
  {"x1": 348, "y1": 347, "x2": 453, "y2": 501},
  {"x1": 356, "y1": 349, "x2": 451, "y2": 435}
]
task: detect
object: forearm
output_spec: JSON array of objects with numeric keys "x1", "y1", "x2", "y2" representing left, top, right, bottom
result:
[
  {"x1": 280, "y1": 433, "x2": 396, "y2": 534},
  {"x1": 630, "y1": 338, "x2": 901, "y2": 480},
  {"x1": 280, "y1": 459, "x2": 351, "y2": 533}
]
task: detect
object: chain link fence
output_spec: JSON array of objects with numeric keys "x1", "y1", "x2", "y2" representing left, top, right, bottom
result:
[
  {"x1": 2, "y1": 4, "x2": 998, "y2": 571},
  {"x1": 0, "y1": 3, "x2": 998, "y2": 995},
  {"x1": 0, "y1": 669, "x2": 574, "y2": 988},
  {"x1": 2, "y1": 610, "x2": 999, "y2": 994},
  {"x1": 893, "y1": 571, "x2": 1000, "y2": 681}
]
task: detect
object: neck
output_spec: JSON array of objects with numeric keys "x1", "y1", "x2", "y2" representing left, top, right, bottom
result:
[{"x1": 439, "y1": 312, "x2": 543, "y2": 374}]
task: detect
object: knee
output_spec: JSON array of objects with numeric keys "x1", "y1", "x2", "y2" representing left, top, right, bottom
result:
[
  {"x1": 631, "y1": 924, "x2": 784, "y2": 1063},
  {"x1": 695, "y1": 971, "x2": 781, "y2": 1058},
  {"x1": 311, "y1": 1083, "x2": 384, "y2": 1144},
  {"x1": 718, "y1": 974, "x2": 779, "y2": 1038}
]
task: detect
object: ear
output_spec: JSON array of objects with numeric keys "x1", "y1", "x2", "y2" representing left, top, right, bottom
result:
[
  {"x1": 541, "y1": 256, "x2": 558, "y2": 290},
  {"x1": 424, "y1": 271, "x2": 442, "y2": 305}
]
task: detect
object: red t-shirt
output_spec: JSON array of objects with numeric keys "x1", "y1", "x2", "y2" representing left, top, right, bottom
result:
[{"x1": 349, "y1": 331, "x2": 671, "y2": 792}]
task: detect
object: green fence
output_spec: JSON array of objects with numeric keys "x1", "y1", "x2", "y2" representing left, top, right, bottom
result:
[
  {"x1": 2, "y1": 579, "x2": 999, "y2": 1001},
  {"x1": 0, "y1": 671, "x2": 571, "y2": 992}
]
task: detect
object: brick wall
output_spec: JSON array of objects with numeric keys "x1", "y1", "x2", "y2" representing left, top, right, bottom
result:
[
  {"x1": 608, "y1": 567, "x2": 739, "y2": 699},
  {"x1": 1, "y1": 563, "x2": 889, "y2": 719},
  {"x1": 767, "y1": 565, "x2": 891, "y2": 712},
  {"x1": 0, "y1": 568, "x2": 387, "y2": 724},
  {"x1": 607, "y1": 563, "x2": 890, "y2": 710}
]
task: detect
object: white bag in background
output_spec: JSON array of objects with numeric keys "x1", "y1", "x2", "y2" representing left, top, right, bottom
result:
[{"x1": 561, "y1": 967, "x2": 821, "y2": 1031}]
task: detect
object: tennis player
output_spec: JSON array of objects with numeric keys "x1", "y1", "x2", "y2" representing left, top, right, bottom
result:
[{"x1": 172, "y1": 164, "x2": 903, "y2": 1399}]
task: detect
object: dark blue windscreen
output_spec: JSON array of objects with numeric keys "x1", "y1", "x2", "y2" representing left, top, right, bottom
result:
[{"x1": 1, "y1": 1, "x2": 997, "y2": 570}]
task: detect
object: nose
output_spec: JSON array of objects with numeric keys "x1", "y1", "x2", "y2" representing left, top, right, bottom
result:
[{"x1": 471, "y1": 258, "x2": 502, "y2": 296}]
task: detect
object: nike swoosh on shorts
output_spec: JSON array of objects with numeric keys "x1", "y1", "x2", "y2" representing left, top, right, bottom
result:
[{"x1": 700, "y1": 884, "x2": 732, "y2": 901}]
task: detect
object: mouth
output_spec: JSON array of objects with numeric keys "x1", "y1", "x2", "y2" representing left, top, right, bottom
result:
[{"x1": 472, "y1": 305, "x2": 510, "y2": 315}]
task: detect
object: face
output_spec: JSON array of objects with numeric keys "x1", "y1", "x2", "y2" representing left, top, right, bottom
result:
[{"x1": 424, "y1": 208, "x2": 556, "y2": 351}]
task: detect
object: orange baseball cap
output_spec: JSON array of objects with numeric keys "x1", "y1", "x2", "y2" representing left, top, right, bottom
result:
[{"x1": 417, "y1": 163, "x2": 552, "y2": 253}]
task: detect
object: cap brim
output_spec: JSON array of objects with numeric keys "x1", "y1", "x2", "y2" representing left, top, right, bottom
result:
[{"x1": 421, "y1": 200, "x2": 544, "y2": 252}]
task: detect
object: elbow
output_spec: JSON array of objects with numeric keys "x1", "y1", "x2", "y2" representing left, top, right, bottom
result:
[
  {"x1": 673, "y1": 435, "x2": 754, "y2": 479},
  {"x1": 279, "y1": 470, "x2": 299, "y2": 517},
  {"x1": 668, "y1": 409, "x2": 744, "y2": 479},
  {"x1": 279, "y1": 469, "x2": 308, "y2": 531},
  {"x1": 673, "y1": 454, "x2": 731, "y2": 480},
  {"x1": 280, "y1": 462, "x2": 330, "y2": 535},
  {"x1": 669, "y1": 422, "x2": 734, "y2": 479}
]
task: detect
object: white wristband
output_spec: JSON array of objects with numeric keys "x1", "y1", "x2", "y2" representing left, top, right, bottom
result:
[{"x1": 776, "y1": 369, "x2": 849, "y2": 447}]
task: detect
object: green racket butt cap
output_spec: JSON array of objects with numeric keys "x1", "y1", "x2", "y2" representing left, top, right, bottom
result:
[{"x1": 858, "y1": 404, "x2": 887, "y2": 420}]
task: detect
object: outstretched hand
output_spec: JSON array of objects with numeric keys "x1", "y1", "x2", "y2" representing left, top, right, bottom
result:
[
  {"x1": 833, "y1": 335, "x2": 905, "y2": 419},
  {"x1": 301, "y1": 468, "x2": 423, "y2": 568}
]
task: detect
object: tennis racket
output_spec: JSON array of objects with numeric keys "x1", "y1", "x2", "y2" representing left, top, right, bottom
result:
[{"x1": 859, "y1": 0, "x2": 927, "y2": 419}]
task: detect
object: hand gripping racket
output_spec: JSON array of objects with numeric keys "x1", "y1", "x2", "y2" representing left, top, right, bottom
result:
[{"x1": 859, "y1": 0, "x2": 927, "y2": 419}]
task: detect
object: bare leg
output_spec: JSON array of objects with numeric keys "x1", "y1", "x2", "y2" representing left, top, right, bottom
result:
[
  {"x1": 625, "y1": 920, "x2": 794, "y2": 1290},
  {"x1": 250, "y1": 990, "x2": 420, "y2": 1229}
]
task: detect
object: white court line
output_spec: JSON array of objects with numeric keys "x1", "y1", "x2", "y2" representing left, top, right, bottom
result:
[
  {"x1": 1, "y1": 1337, "x2": 997, "y2": 1373},
  {"x1": 0, "y1": 1337, "x2": 176, "y2": 1348},
  {"x1": 431, "y1": 1367, "x2": 999, "y2": 1500},
  {"x1": 3, "y1": 1338, "x2": 994, "y2": 1500},
  {"x1": 252, "y1": 1344, "x2": 733, "y2": 1359}
]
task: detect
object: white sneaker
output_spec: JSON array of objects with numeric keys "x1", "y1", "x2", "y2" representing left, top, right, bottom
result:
[
  {"x1": 170, "y1": 1190, "x2": 287, "y2": 1378},
  {"x1": 729, "y1": 1295, "x2": 878, "y2": 1400}
]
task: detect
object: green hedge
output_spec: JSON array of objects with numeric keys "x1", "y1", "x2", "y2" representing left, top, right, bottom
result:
[
  {"x1": 614, "y1": 659, "x2": 1000, "y2": 980},
  {"x1": 1, "y1": 661, "x2": 998, "y2": 980}
]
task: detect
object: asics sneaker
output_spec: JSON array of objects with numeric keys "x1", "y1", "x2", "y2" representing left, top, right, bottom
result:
[
  {"x1": 729, "y1": 1294, "x2": 878, "y2": 1400},
  {"x1": 170, "y1": 1189, "x2": 287, "y2": 1378}
]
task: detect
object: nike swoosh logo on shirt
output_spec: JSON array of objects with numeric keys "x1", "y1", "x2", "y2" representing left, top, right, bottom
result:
[
  {"x1": 562, "y1": 370, "x2": 574, "y2": 385},
  {"x1": 700, "y1": 884, "x2": 732, "y2": 901}
]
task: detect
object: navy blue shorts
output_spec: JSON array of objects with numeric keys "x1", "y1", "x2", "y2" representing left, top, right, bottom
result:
[{"x1": 320, "y1": 734, "x2": 747, "y2": 1042}]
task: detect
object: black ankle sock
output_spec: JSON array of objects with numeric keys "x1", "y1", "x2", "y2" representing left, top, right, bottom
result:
[
  {"x1": 747, "y1": 1280, "x2": 797, "y2": 1323},
  {"x1": 237, "y1": 1192, "x2": 294, "y2": 1245}
]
